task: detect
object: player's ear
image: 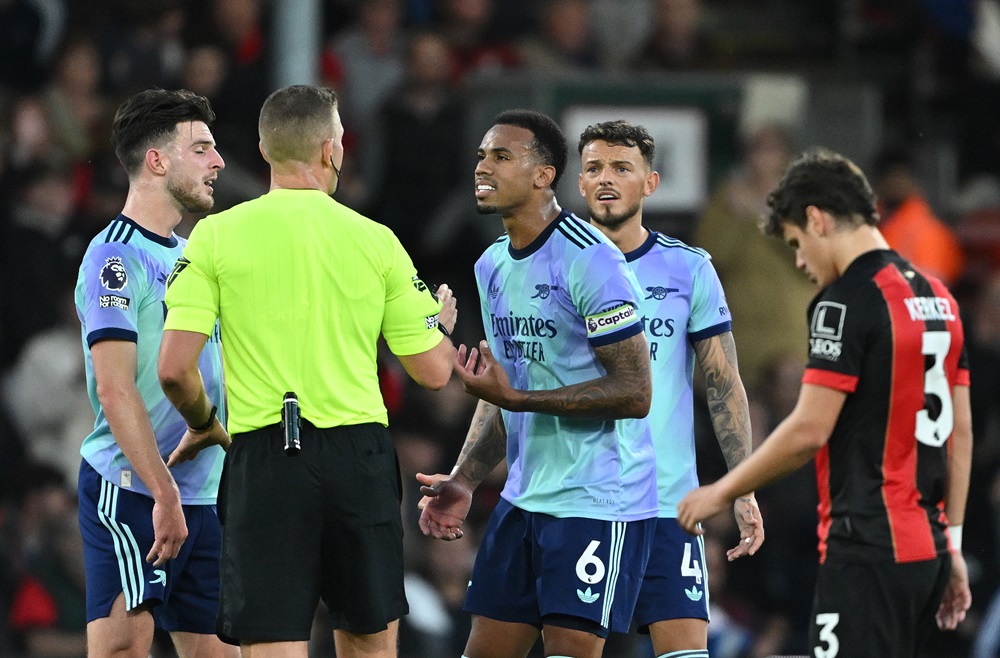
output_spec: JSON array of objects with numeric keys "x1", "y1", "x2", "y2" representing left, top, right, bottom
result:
[
  {"x1": 805, "y1": 205, "x2": 826, "y2": 234},
  {"x1": 643, "y1": 170, "x2": 660, "y2": 197},
  {"x1": 536, "y1": 164, "x2": 556, "y2": 190},
  {"x1": 146, "y1": 148, "x2": 167, "y2": 176}
]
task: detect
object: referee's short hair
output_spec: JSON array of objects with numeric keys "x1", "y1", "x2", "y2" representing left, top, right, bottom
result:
[
  {"x1": 112, "y1": 88, "x2": 216, "y2": 178},
  {"x1": 259, "y1": 85, "x2": 339, "y2": 165}
]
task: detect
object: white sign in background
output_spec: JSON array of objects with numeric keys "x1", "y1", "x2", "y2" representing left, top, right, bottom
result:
[{"x1": 561, "y1": 105, "x2": 709, "y2": 214}]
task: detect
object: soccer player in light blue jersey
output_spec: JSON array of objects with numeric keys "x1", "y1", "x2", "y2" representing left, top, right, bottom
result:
[
  {"x1": 578, "y1": 120, "x2": 765, "y2": 658},
  {"x1": 418, "y1": 110, "x2": 658, "y2": 658},
  {"x1": 75, "y1": 89, "x2": 236, "y2": 658}
]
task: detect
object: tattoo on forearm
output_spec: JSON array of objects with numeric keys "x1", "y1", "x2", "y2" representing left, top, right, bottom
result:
[
  {"x1": 458, "y1": 403, "x2": 507, "y2": 485},
  {"x1": 695, "y1": 333, "x2": 752, "y2": 471},
  {"x1": 520, "y1": 334, "x2": 651, "y2": 417}
]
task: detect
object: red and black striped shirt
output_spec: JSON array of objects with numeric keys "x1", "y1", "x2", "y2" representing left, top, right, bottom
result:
[{"x1": 801, "y1": 249, "x2": 969, "y2": 564}]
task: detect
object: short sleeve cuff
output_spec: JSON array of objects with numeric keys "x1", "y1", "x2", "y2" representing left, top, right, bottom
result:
[
  {"x1": 87, "y1": 328, "x2": 138, "y2": 347},
  {"x1": 803, "y1": 367, "x2": 859, "y2": 393},
  {"x1": 386, "y1": 329, "x2": 444, "y2": 357},
  {"x1": 164, "y1": 306, "x2": 218, "y2": 336}
]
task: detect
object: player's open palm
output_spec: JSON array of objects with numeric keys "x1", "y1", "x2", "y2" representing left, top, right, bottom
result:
[
  {"x1": 416, "y1": 473, "x2": 472, "y2": 541},
  {"x1": 455, "y1": 340, "x2": 516, "y2": 408}
]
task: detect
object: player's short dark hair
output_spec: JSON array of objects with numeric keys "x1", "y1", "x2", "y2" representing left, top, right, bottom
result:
[
  {"x1": 577, "y1": 120, "x2": 656, "y2": 169},
  {"x1": 112, "y1": 88, "x2": 216, "y2": 178},
  {"x1": 763, "y1": 148, "x2": 879, "y2": 236},
  {"x1": 259, "y1": 85, "x2": 339, "y2": 164},
  {"x1": 493, "y1": 109, "x2": 568, "y2": 189}
]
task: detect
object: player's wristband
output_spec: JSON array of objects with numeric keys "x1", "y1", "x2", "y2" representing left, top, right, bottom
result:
[
  {"x1": 189, "y1": 405, "x2": 218, "y2": 432},
  {"x1": 948, "y1": 525, "x2": 963, "y2": 553}
]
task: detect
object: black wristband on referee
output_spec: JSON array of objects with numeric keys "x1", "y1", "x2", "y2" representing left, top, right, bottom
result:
[
  {"x1": 189, "y1": 405, "x2": 217, "y2": 431},
  {"x1": 438, "y1": 323, "x2": 451, "y2": 337}
]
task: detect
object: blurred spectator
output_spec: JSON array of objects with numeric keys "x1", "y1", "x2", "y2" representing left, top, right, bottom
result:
[
  {"x1": 438, "y1": 0, "x2": 520, "y2": 85},
  {"x1": 590, "y1": 0, "x2": 654, "y2": 70},
  {"x1": 5, "y1": 95, "x2": 62, "y2": 170},
  {"x1": 516, "y1": 0, "x2": 600, "y2": 75},
  {"x1": 42, "y1": 36, "x2": 108, "y2": 161},
  {"x1": 965, "y1": 273, "x2": 1000, "y2": 657},
  {"x1": 0, "y1": 0, "x2": 67, "y2": 92},
  {"x1": 2, "y1": 282, "x2": 93, "y2": 488},
  {"x1": 368, "y1": 31, "x2": 467, "y2": 254},
  {"x1": 324, "y1": 0, "x2": 406, "y2": 159},
  {"x1": 189, "y1": 0, "x2": 271, "y2": 172},
  {"x1": 629, "y1": 0, "x2": 729, "y2": 72},
  {"x1": 872, "y1": 146, "x2": 966, "y2": 287},
  {"x1": 99, "y1": 1, "x2": 186, "y2": 97},
  {"x1": 0, "y1": 163, "x2": 81, "y2": 368},
  {"x1": 695, "y1": 124, "x2": 815, "y2": 393},
  {"x1": 6, "y1": 462, "x2": 86, "y2": 658}
]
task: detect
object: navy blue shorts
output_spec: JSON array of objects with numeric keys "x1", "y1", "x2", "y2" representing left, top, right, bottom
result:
[
  {"x1": 632, "y1": 517, "x2": 710, "y2": 631},
  {"x1": 77, "y1": 459, "x2": 222, "y2": 633},
  {"x1": 464, "y1": 498, "x2": 655, "y2": 635}
]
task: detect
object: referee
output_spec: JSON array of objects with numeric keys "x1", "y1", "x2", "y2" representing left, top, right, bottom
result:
[{"x1": 157, "y1": 85, "x2": 456, "y2": 658}]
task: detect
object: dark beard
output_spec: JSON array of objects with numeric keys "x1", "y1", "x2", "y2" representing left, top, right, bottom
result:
[
  {"x1": 587, "y1": 201, "x2": 640, "y2": 230},
  {"x1": 168, "y1": 176, "x2": 213, "y2": 213}
]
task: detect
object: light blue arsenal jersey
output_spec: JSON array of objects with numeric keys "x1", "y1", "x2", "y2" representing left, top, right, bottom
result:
[
  {"x1": 624, "y1": 231, "x2": 732, "y2": 516},
  {"x1": 475, "y1": 210, "x2": 658, "y2": 522},
  {"x1": 75, "y1": 215, "x2": 226, "y2": 504}
]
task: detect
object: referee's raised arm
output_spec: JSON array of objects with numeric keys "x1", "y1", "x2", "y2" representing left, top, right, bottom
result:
[{"x1": 157, "y1": 84, "x2": 456, "y2": 658}]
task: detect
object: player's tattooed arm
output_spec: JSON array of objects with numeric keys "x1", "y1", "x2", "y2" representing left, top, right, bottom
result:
[
  {"x1": 694, "y1": 332, "x2": 752, "y2": 470},
  {"x1": 453, "y1": 400, "x2": 507, "y2": 488},
  {"x1": 518, "y1": 332, "x2": 652, "y2": 418}
]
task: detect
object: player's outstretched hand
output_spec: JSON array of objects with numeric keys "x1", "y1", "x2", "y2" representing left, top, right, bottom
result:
[
  {"x1": 454, "y1": 340, "x2": 518, "y2": 409},
  {"x1": 167, "y1": 420, "x2": 231, "y2": 467},
  {"x1": 677, "y1": 484, "x2": 729, "y2": 535},
  {"x1": 417, "y1": 472, "x2": 473, "y2": 541},
  {"x1": 435, "y1": 283, "x2": 458, "y2": 336},
  {"x1": 936, "y1": 551, "x2": 971, "y2": 630},
  {"x1": 148, "y1": 489, "x2": 188, "y2": 566},
  {"x1": 726, "y1": 494, "x2": 764, "y2": 561}
]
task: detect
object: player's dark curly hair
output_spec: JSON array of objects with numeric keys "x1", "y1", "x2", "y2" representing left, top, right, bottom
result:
[
  {"x1": 112, "y1": 88, "x2": 216, "y2": 178},
  {"x1": 577, "y1": 120, "x2": 656, "y2": 169},
  {"x1": 494, "y1": 109, "x2": 568, "y2": 189},
  {"x1": 762, "y1": 148, "x2": 879, "y2": 236}
]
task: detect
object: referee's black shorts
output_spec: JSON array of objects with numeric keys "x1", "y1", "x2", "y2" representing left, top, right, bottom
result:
[
  {"x1": 216, "y1": 420, "x2": 407, "y2": 645},
  {"x1": 809, "y1": 554, "x2": 950, "y2": 658}
]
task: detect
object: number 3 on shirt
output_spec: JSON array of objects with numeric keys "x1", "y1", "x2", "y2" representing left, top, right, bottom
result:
[{"x1": 916, "y1": 331, "x2": 953, "y2": 448}]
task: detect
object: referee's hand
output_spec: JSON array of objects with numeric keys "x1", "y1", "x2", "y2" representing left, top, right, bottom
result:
[
  {"x1": 435, "y1": 283, "x2": 458, "y2": 336},
  {"x1": 167, "y1": 421, "x2": 231, "y2": 467}
]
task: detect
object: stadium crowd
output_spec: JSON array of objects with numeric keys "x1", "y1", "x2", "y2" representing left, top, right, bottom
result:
[{"x1": 1, "y1": 0, "x2": 1000, "y2": 656}]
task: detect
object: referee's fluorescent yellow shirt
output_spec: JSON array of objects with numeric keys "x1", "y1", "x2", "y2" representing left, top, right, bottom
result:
[{"x1": 164, "y1": 188, "x2": 444, "y2": 434}]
